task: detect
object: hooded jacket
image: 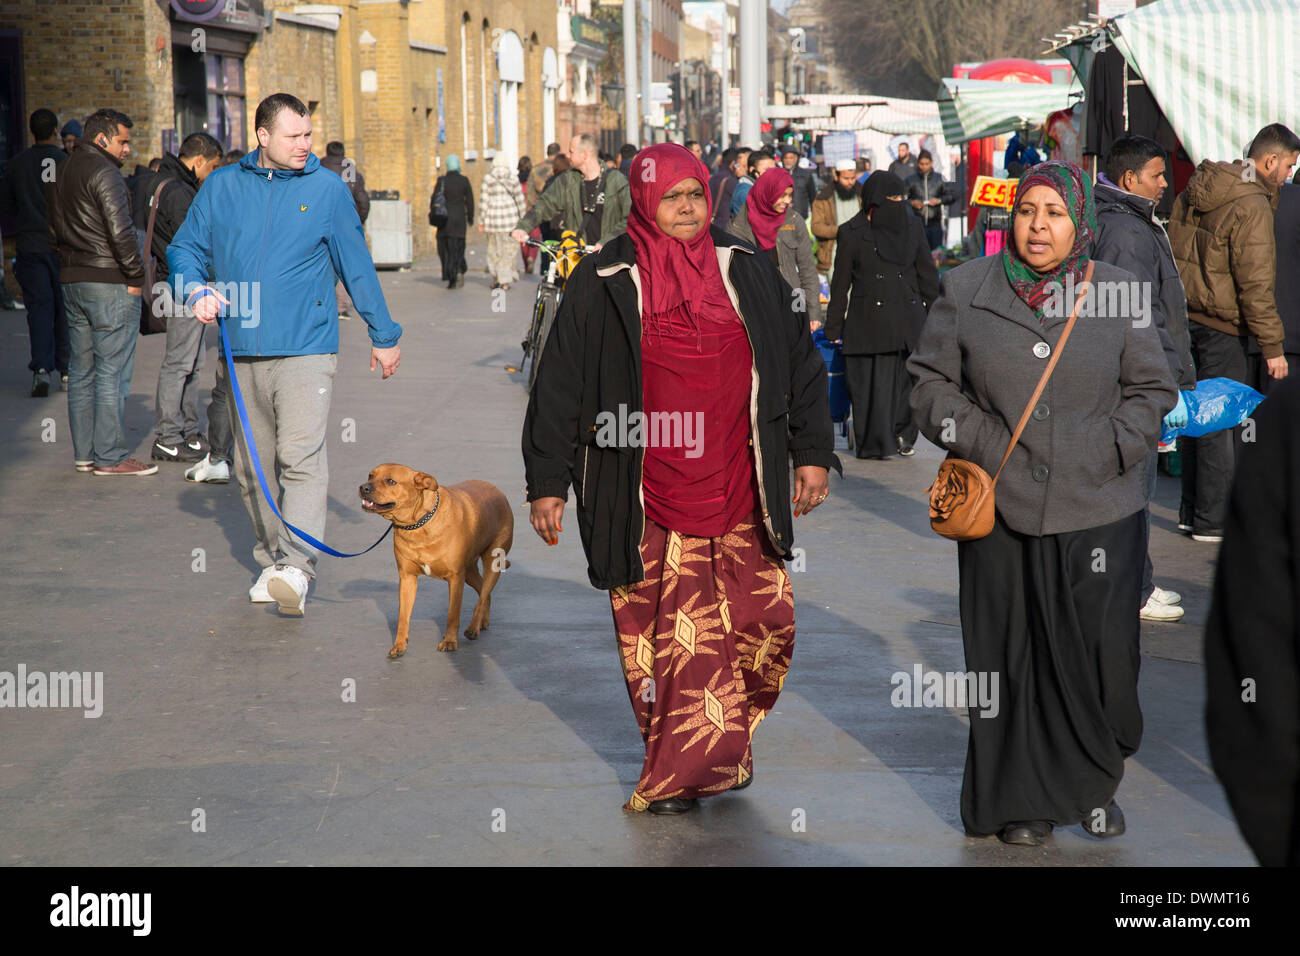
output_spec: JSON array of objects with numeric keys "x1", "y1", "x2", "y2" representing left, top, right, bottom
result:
[
  {"x1": 320, "y1": 153, "x2": 370, "y2": 223},
  {"x1": 166, "y1": 148, "x2": 401, "y2": 357},
  {"x1": 1168, "y1": 159, "x2": 1283, "y2": 357},
  {"x1": 727, "y1": 204, "x2": 823, "y2": 326},
  {"x1": 522, "y1": 229, "x2": 841, "y2": 590},
  {"x1": 138, "y1": 152, "x2": 201, "y2": 281},
  {"x1": 1091, "y1": 174, "x2": 1196, "y2": 389}
]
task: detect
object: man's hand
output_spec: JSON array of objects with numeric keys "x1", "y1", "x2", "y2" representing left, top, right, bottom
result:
[
  {"x1": 190, "y1": 285, "x2": 230, "y2": 325},
  {"x1": 370, "y1": 345, "x2": 400, "y2": 379},
  {"x1": 809, "y1": 320, "x2": 823, "y2": 333},
  {"x1": 927, "y1": 198, "x2": 941, "y2": 206},
  {"x1": 792, "y1": 465, "x2": 830, "y2": 517},
  {"x1": 530, "y1": 496, "x2": 565, "y2": 545},
  {"x1": 511, "y1": 228, "x2": 529, "y2": 243},
  {"x1": 1267, "y1": 355, "x2": 1289, "y2": 380},
  {"x1": 126, "y1": 286, "x2": 141, "y2": 296},
  {"x1": 591, "y1": 242, "x2": 603, "y2": 252},
  {"x1": 910, "y1": 199, "x2": 924, "y2": 210}
]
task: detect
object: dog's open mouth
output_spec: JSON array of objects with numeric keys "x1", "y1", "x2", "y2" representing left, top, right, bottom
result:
[{"x1": 361, "y1": 499, "x2": 395, "y2": 512}]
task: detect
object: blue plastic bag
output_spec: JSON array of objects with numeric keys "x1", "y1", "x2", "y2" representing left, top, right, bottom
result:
[{"x1": 1159, "y1": 376, "x2": 1265, "y2": 444}]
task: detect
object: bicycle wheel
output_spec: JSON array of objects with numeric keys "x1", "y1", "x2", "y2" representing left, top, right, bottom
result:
[{"x1": 527, "y1": 288, "x2": 558, "y2": 391}]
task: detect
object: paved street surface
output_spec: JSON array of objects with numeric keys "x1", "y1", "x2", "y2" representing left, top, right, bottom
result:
[{"x1": 0, "y1": 242, "x2": 1253, "y2": 866}]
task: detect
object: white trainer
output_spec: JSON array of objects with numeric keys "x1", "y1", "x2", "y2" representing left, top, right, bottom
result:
[
  {"x1": 1140, "y1": 594, "x2": 1185, "y2": 622},
  {"x1": 249, "y1": 565, "x2": 277, "y2": 603},
  {"x1": 1149, "y1": 585, "x2": 1182, "y2": 606},
  {"x1": 185, "y1": 454, "x2": 230, "y2": 483},
  {"x1": 267, "y1": 564, "x2": 310, "y2": 616}
]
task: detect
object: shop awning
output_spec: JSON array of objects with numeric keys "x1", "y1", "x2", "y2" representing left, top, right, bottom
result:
[
  {"x1": 937, "y1": 77, "x2": 1083, "y2": 143},
  {"x1": 1106, "y1": 0, "x2": 1300, "y2": 164}
]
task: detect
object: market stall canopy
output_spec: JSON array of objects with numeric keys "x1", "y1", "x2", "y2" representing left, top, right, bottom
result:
[
  {"x1": 937, "y1": 77, "x2": 1083, "y2": 144},
  {"x1": 1105, "y1": 0, "x2": 1300, "y2": 165}
]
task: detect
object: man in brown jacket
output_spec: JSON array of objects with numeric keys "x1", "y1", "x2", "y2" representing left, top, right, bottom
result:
[
  {"x1": 811, "y1": 159, "x2": 861, "y2": 278},
  {"x1": 1169, "y1": 123, "x2": 1300, "y2": 541}
]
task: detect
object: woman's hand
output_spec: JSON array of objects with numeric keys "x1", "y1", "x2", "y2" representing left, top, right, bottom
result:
[
  {"x1": 809, "y1": 320, "x2": 823, "y2": 333},
  {"x1": 477, "y1": 223, "x2": 484, "y2": 233},
  {"x1": 793, "y1": 465, "x2": 830, "y2": 516},
  {"x1": 530, "y1": 496, "x2": 566, "y2": 545}
]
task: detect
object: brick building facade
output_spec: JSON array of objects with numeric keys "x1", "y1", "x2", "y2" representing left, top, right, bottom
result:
[{"x1": 0, "y1": 0, "x2": 561, "y2": 260}]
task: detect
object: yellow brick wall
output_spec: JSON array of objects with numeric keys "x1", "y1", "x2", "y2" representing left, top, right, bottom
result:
[
  {"x1": 244, "y1": 7, "x2": 342, "y2": 155},
  {"x1": 0, "y1": 0, "x2": 162, "y2": 160}
]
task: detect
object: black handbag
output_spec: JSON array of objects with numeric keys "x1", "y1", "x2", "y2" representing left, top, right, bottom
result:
[
  {"x1": 139, "y1": 176, "x2": 176, "y2": 335},
  {"x1": 429, "y1": 176, "x2": 448, "y2": 228}
]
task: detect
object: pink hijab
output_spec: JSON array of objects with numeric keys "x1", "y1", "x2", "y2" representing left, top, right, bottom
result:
[{"x1": 745, "y1": 167, "x2": 794, "y2": 249}]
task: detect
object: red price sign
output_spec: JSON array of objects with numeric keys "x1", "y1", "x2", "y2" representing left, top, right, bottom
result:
[{"x1": 971, "y1": 176, "x2": 1017, "y2": 209}]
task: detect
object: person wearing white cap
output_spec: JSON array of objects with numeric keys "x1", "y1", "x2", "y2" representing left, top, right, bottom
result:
[{"x1": 811, "y1": 158, "x2": 862, "y2": 280}]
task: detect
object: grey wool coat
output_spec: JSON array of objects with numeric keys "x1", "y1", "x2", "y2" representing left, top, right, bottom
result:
[
  {"x1": 907, "y1": 255, "x2": 1178, "y2": 537},
  {"x1": 728, "y1": 205, "x2": 823, "y2": 326}
]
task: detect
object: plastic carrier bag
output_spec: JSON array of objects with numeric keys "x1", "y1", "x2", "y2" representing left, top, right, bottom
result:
[{"x1": 1159, "y1": 376, "x2": 1265, "y2": 444}]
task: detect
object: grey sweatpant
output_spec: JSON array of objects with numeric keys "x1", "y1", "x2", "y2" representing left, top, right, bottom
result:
[{"x1": 227, "y1": 353, "x2": 337, "y2": 578}]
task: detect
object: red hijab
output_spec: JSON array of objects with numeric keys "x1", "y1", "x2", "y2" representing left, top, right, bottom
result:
[
  {"x1": 745, "y1": 166, "x2": 794, "y2": 249},
  {"x1": 626, "y1": 143, "x2": 722, "y2": 320}
]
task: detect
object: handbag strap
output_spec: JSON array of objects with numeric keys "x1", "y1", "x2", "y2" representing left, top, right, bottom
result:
[
  {"x1": 142, "y1": 176, "x2": 177, "y2": 306},
  {"x1": 991, "y1": 259, "x2": 1095, "y2": 486}
]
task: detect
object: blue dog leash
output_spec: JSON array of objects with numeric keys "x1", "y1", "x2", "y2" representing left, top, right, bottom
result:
[{"x1": 218, "y1": 315, "x2": 392, "y2": 558}]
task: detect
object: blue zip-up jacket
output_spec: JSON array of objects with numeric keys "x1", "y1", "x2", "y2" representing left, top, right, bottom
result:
[{"x1": 167, "y1": 149, "x2": 401, "y2": 356}]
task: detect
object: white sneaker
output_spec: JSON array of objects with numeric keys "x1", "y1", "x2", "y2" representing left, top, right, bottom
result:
[
  {"x1": 185, "y1": 454, "x2": 231, "y2": 484},
  {"x1": 249, "y1": 565, "x2": 277, "y2": 603},
  {"x1": 1149, "y1": 585, "x2": 1182, "y2": 606},
  {"x1": 267, "y1": 564, "x2": 310, "y2": 616},
  {"x1": 1140, "y1": 595, "x2": 1185, "y2": 622}
]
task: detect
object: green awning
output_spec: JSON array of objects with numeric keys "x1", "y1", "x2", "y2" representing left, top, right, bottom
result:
[
  {"x1": 1107, "y1": 0, "x2": 1300, "y2": 164},
  {"x1": 937, "y1": 77, "x2": 1083, "y2": 144}
]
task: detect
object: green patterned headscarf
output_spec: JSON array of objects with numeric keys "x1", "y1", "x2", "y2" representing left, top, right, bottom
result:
[{"x1": 1001, "y1": 160, "x2": 1094, "y2": 322}]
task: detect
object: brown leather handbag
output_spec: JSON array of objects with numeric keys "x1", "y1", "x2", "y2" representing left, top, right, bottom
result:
[{"x1": 927, "y1": 260, "x2": 1095, "y2": 541}]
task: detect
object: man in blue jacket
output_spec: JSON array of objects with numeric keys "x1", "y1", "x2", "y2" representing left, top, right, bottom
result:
[{"x1": 168, "y1": 93, "x2": 402, "y2": 616}]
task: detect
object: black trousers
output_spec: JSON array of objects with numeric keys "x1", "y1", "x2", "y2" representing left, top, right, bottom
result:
[
  {"x1": 14, "y1": 250, "x2": 69, "y2": 374},
  {"x1": 923, "y1": 221, "x2": 945, "y2": 251},
  {"x1": 844, "y1": 351, "x2": 917, "y2": 458},
  {"x1": 1180, "y1": 323, "x2": 1250, "y2": 532},
  {"x1": 957, "y1": 509, "x2": 1145, "y2": 835}
]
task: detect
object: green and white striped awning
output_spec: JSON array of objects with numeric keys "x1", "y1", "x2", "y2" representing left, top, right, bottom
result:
[
  {"x1": 1107, "y1": 0, "x2": 1300, "y2": 164},
  {"x1": 937, "y1": 77, "x2": 1083, "y2": 144}
]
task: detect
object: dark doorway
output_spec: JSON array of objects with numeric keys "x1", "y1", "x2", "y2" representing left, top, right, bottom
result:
[{"x1": 0, "y1": 30, "x2": 25, "y2": 176}]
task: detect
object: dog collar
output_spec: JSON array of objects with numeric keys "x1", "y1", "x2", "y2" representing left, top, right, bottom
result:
[{"x1": 394, "y1": 489, "x2": 440, "y2": 531}]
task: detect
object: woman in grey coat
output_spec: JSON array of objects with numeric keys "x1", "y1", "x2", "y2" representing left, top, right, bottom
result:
[
  {"x1": 728, "y1": 165, "x2": 823, "y2": 330},
  {"x1": 907, "y1": 162, "x2": 1177, "y2": 847}
]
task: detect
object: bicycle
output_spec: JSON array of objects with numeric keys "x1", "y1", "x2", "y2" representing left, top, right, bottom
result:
[{"x1": 512, "y1": 231, "x2": 597, "y2": 391}]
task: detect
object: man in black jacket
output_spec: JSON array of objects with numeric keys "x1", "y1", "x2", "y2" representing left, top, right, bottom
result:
[
  {"x1": 905, "y1": 150, "x2": 955, "y2": 250},
  {"x1": 48, "y1": 108, "x2": 154, "y2": 476},
  {"x1": 143, "y1": 132, "x2": 225, "y2": 467},
  {"x1": 780, "y1": 146, "x2": 818, "y2": 220},
  {"x1": 1258, "y1": 181, "x2": 1300, "y2": 394},
  {"x1": 1092, "y1": 134, "x2": 1197, "y2": 624},
  {"x1": 0, "y1": 108, "x2": 69, "y2": 397}
]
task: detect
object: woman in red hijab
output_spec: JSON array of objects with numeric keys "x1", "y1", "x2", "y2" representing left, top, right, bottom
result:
[
  {"x1": 523, "y1": 143, "x2": 840, "y2": 815},
  {"x1": 729, "y1": 166, "x2": 824, "y2": 331}
]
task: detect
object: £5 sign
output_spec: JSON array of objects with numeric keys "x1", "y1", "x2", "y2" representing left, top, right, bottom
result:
[{"x1": 971, "y1": 176, "x2": 1017, "y2": 210}]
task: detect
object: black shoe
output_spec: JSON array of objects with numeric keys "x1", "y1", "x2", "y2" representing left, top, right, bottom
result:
[
  {"x1": 997, "y1": 820, "x2": 1053, "y2": 846},
  {"x1": 647, "y1": 797, "x2": 698, "y2": 815},
  {"x1": 31, "y1": 369, "x2": 50, "y2": 397},
  {"x1": 152, "y1": 438, "x2": 205, "y2": 462},
  {"x1": 183, "y1": 434, "x2": 209, "y2": 457},
  {"x1": 1080, "y1": 801, "x2": 1126, "y2": 838},
  {"x1": 897, "y1": 437, "x2": 915, "y2": 456}
]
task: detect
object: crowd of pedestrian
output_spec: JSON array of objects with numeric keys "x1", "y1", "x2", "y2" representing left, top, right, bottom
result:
[{"x1": 5, "y1": 95, "x2": 1299, "y2": 860}]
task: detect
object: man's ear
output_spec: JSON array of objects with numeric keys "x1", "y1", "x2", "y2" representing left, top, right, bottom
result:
[{"x1": 414, "y1": 472, "x2": 438, "y2": 492}]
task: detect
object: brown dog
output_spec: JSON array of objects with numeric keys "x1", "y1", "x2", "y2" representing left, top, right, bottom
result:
[{"x1": 360, "y1": 463, "x2": 513, "y2": 657}]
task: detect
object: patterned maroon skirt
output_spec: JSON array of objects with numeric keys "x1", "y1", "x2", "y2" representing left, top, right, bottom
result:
[{"x1": 610, "y1": 510, "x2": 795, "y2": 811}]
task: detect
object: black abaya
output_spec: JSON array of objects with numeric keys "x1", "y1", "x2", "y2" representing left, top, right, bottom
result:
[
  {"x1": 844, "y1": 351, "x2": 917, "y2": 457},
  {"x1": 956, "y1": 508, "x2": 1145, "y2": 835}
]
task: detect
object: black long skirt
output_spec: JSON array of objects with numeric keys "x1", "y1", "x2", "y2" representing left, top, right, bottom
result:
[
  {"x1": 956, "y1": 509, "x2": 1145, "y2": 835},
  {"x1": 844, "y1": 351, "x2": 918, "y2": 458}
]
